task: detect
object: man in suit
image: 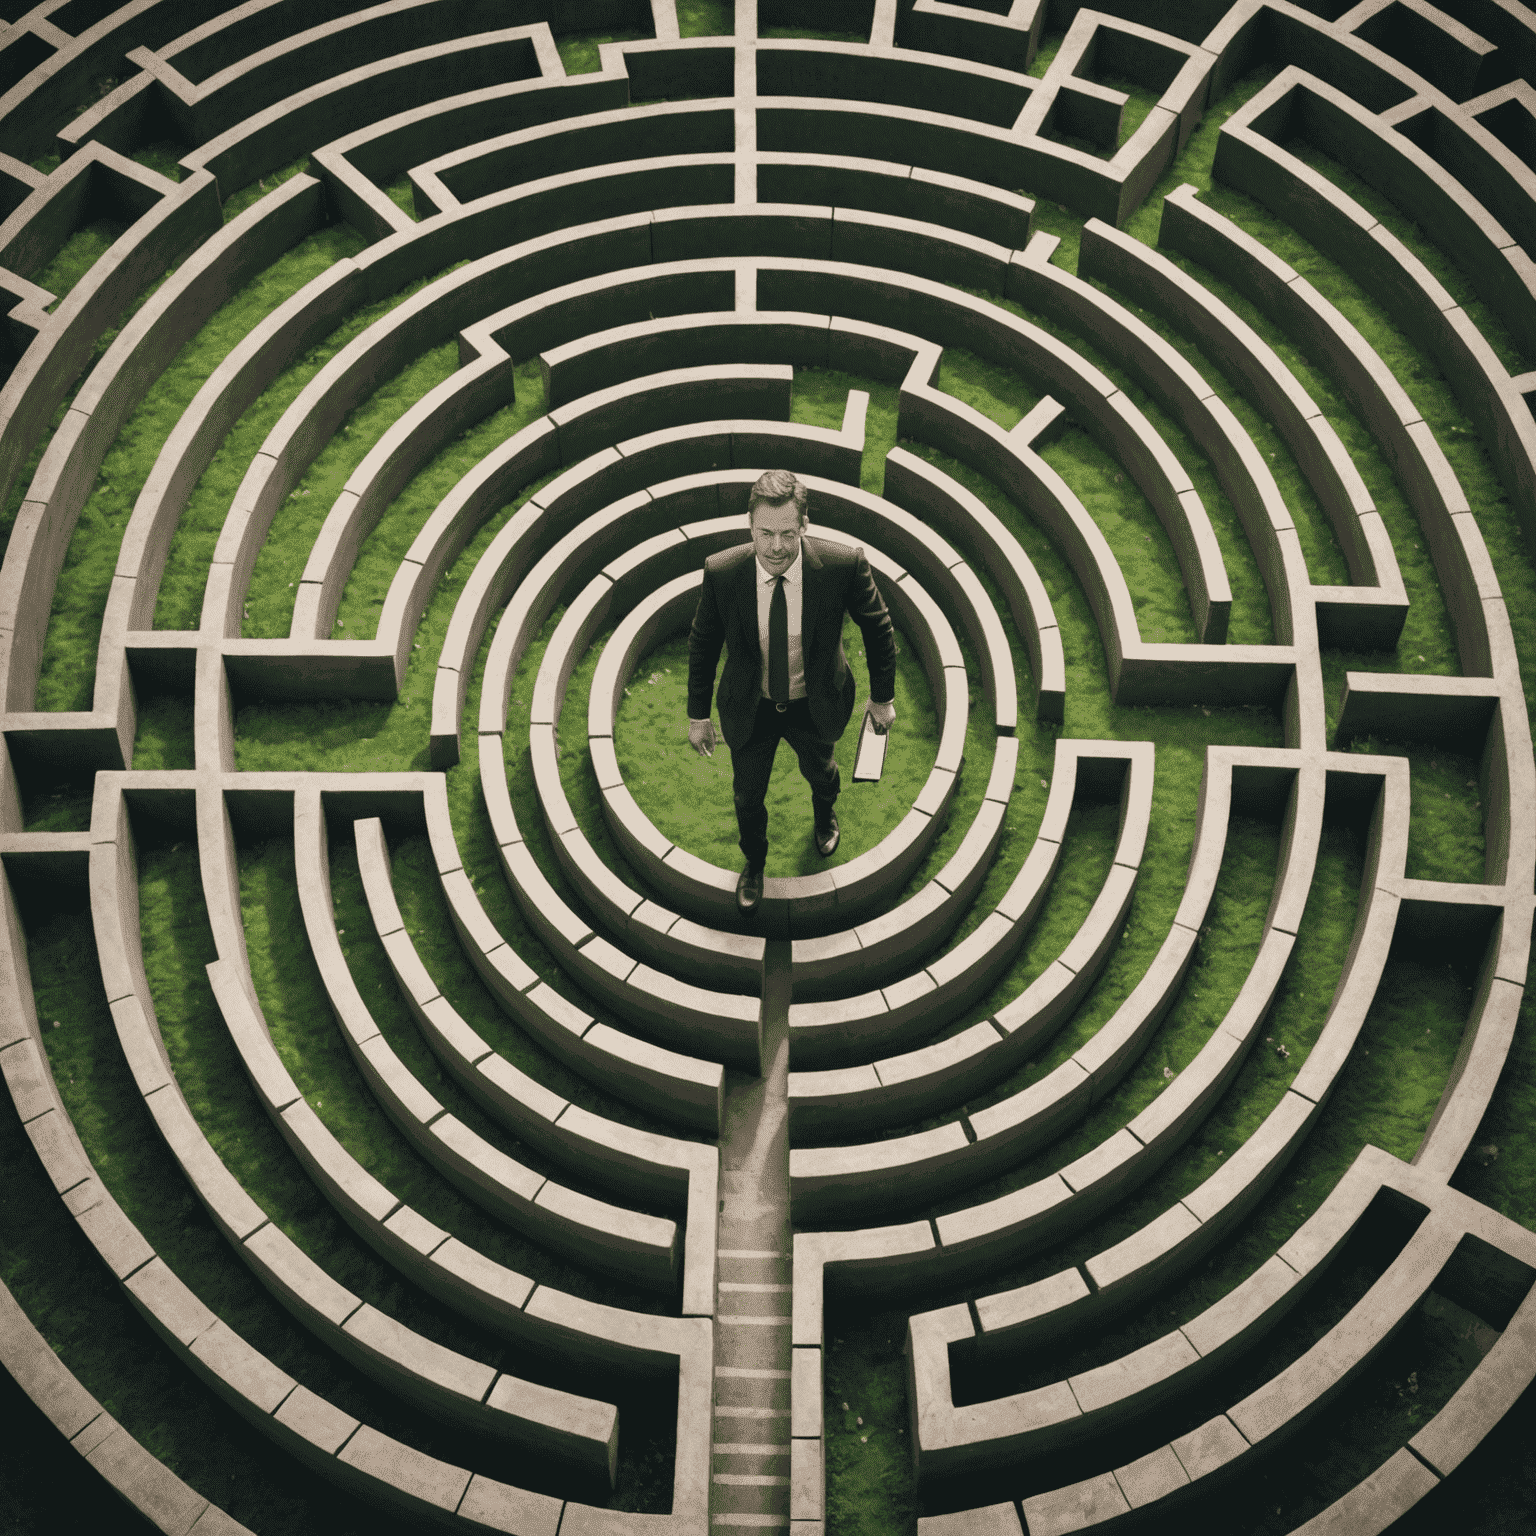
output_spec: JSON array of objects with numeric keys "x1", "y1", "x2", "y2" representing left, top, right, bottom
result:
[{"x1": 687, "y1": 468, "x2": 898, "y2": 914}]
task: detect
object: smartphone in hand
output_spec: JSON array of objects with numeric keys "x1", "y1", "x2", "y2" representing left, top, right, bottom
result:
[{"x1": 853, "y1": 709, "x2": 888, "y2": 783}]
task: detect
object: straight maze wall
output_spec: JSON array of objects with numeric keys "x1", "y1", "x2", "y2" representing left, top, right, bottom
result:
[{"x1": 0, "y1": 2, "x2": 1533, "y2": 1533}]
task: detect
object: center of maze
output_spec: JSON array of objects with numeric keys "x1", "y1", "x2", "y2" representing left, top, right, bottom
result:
[{"x1": 1, "y1": 4, "x2": 1534, "y2": 1535}]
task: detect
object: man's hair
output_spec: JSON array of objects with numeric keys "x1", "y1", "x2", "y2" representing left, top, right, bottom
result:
[{"x1": 747, "y1": 467, "x2": 808, "y2": 524}]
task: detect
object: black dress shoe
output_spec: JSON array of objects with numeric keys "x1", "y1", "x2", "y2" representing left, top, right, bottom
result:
[
  {"x1": 736, "y1": 863, "x2": 764, "y2": 914},
  {"x1": 814, "y1": 811, "x2": 840, "y2": 859}
]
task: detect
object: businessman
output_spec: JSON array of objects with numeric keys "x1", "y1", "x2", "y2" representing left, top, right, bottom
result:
[{"x1": 687, "y1": 468, "x2": 898, "y2": 914}]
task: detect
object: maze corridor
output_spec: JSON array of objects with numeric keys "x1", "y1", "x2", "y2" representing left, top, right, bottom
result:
[{"x1": 0, "y1": 2, "x2": 1534, "y2": 1534}]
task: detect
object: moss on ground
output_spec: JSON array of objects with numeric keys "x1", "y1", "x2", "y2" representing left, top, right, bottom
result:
[
  {"x1": 824, "y1": 1302, "x2": 916, "y2": 1536},
  {"x1": 1215, "y1": 1288, "x2": 1509, "y2": 1532},
  {"x1": 763, "y1": 28, "x2": 866, "y2": 43},
  {"x1": 31, "y1": 219, "x2": 127, "y2": 306},
  {"x1": 36, "y1": 223, "x2": 368, "y2": 711},
  {"x1": 385, "y1": 175, "x2": 417, "y2": 219},
  {"x1": 613, "y1": 625, "x2": 945, "y2": 881},
  {"x1": 0, "y1": 1014, "x2": 426, "y2": 1536},
  {"x1": 328, "y1": 838, "x2": 681, "y2": 1238},
  {"x1": 221, "y1": 156, "x2": 311, "y2": 225},
  {"x1": 1, "y1": 396, "x2": 69, "y2": 563},
  {"x1": 240, "y1": 836, "x2": 670, "y2": 1317},
  {"x1": 15, "y1": 894, "x2": 501, "y2": 1530},
  {"x1": 132, "y1": 141, "x2": 186, "y2": 182},
  {"x1": 555, "y1": 29, "x2": 646, "y2": 75},
  {"x1": 678, "y1": 1, "x2": 733, "y2": 36},
  {"x1": 377, "y1": 834, "x2": 690, "y2": 1141},
  {"x1": 2, "y1": 26, "x2": 1533, "y2": 1536},
  {"x1": 153, "y1": 246, "x2": 471, "y2": 634},
  {"x1": 806, "y1": 50, "x2": 1536, "y2": 1535},
  {"x1": 132, "y1": 694, "x2": 197, "y2": 770},
  {"x1": 927, "y1": 1203, "x2": 1489, "y2": 1523}
]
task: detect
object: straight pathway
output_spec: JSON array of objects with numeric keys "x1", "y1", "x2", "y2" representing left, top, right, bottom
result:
[{"x1": 710, "y1": 939, "x2": 793, "y2": 1530}]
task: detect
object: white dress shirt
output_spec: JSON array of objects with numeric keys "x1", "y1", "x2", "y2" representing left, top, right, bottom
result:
[{"x1": 757, "y1": 546, "x2": 806, "y2": 701}]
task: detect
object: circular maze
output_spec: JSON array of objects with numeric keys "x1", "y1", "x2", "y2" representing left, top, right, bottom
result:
[{"x1": 1, "y1": 4, "x2": 1534, "y2": 1533}]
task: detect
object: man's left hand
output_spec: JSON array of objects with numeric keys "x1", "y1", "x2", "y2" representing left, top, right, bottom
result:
[{"x1": 865, "y1": 698, "x2": 896, "y2": 735}]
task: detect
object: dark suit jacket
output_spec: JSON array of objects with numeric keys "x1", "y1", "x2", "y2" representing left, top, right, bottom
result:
[{"x1": 687, "y1": 536, "x2": 898, "y2": 750}]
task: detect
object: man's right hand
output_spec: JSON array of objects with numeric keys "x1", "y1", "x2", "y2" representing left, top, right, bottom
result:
[{"x1": 688, "y1": 718, "x2": 716, "y2": 758}]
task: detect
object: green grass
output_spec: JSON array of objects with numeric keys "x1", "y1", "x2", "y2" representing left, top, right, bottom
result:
[
  {"x1": 13, "y1": 893, "x2": 508, "y2": 1531},
  {"x1": 240, "y1": 833, "x2": 676, "y2": 1318},
  {"x1": 1143, "y1": 79, "x2": 1530, "y2": 717},
  {"x1": 240, "y1": 340, "x2": 464, "y2": 639},
  {"x1": 35, "y1": 223, "x2": 365, "y2": 712},
  {"x1": 19, "y1": 777, "x2": 96, "y2": 833},
  {"x1": 789, "y1": 367, "x2": 901, "y2": 494},
  {"x1": 824, "y1": 1302, "x2": 916, "y2": 1536},
  {"x1": 1285, "y1": 138, "x2": 1530, "y2": 379},
  {"x1": 152, "y1": 245, "x2": 472, "y2": 634},
  {"x1": 1199, "y1": 1287, "x2": 1508, "y2": 1532},
  {"x1": 30, "y1": 219, "x2": 127, "y2": 306},
  {"x1": 960, "y1": 275, "x2": 1282, "y2": 647},
  {"x1": 763, "y1": 29, "x2": 866, "y2": 43},
  {"x1": 132, "y1": 694, "x2": 197, "y2": 770},
  {"x1": 1346, "y1": 739, "x2": 1488, "y2": 883},
  {"x1": 803, "y1": 56, "x2": 1533, "y2": 1535},
  {"x1": 384, "y1": 175, "x2": 417, "y2": 220},
  {"x1": 555, "y1": 29, "x2": 646, "y2": 75},
  {"x1": 0, "y1": 395, "x2": 70, "y2": 566},
  {"x1": 378, "y1": 834, "x2": 691, "y2": 1141},
  {"x1": 233, "y1": 429, "x2": 713, "y2": 1143},
  {"x1": 221, "y1": 157, "x2": 311, "y2": 225},
  {"x1": 338, "y1": 361, "x2": 548, "y2": 637},
  {"x1": 1451, "y1": 973, "x2": 1536, "y2": 1232},
  {"x1": 2, "y1": 30, "x2": 1534, "y2": 1536},
  {"x1": 613, "y1": 625, "x2": 944, "y2": 880},
  {"x1": 679, "y1": 0, "x2": 733, "y2": 36},
  {"x1": 132, "y1": 141, "x2": 186, "y2": 182},
  {"x1": 924, "y1": 1196, "x2": 1488, "y2": 1523}
]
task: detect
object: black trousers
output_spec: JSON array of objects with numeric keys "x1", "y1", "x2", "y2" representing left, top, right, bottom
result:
[{"x1": 731, "y1": 698, "x2": 840, "y2": 866}]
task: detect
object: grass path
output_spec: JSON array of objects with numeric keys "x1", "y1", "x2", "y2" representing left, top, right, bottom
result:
[{"x1": 2, "y1": 28, "x2": 1532, "y2": 1536}]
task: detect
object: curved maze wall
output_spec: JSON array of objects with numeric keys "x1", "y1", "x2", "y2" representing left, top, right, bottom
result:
[{"x1": 1, "y1": 2, "x2": 1534, "y2": 1533}]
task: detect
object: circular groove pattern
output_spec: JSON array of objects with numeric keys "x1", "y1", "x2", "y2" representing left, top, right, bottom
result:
[{"x1": 0, "y1": 6, "x2": 1534, "y2": 1536}]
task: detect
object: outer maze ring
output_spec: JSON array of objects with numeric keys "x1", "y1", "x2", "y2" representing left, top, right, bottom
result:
[{"x1": 0, "y1": 6, "x2": 1534, "y2": 1536}]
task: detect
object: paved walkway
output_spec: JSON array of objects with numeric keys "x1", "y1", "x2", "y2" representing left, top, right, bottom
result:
[
  {"x1": 709, "y1": 939, "x2": 793, "y2": 1531},
  {"x1": 713, "y1": 11, "x2": 794, "y2": 1521}
]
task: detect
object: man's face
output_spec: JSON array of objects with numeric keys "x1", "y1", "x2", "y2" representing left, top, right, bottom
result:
[{"x1": 750, "y1": 498, "x2": 805, "y2": 575}]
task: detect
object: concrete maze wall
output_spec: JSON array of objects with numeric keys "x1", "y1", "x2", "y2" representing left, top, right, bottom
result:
[{"x1": 0, "y1": 2, "x2": 1534, "y2": 1533}]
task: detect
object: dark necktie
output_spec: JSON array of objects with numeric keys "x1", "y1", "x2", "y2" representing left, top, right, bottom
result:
[{"x1": 768, "y1": 575, "x2": 789, "y2": 704}]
